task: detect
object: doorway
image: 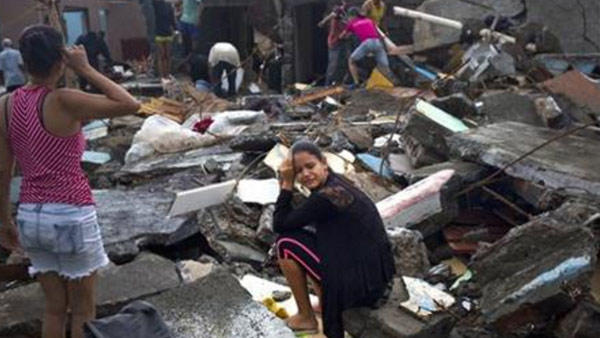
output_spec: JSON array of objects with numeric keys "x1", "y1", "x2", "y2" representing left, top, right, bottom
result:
[
  {"x1": 63, "y1": 8, "x2": 89, "y2": 45},
  {"x1": 293, "y1": 2, "x2": 328, "y2": 84}
]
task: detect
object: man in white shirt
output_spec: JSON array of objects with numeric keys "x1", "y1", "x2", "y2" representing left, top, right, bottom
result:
[
  {"x1": 208, "y1": 42, "x2": 241, "y2": 97},
  {"x1": 0, "y1": 39, "x2": 26, "y2": 92}
]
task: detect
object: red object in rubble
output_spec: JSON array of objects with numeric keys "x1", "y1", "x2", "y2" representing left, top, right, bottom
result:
[{"x1": 193, "y1": 117, "x2": 214, "y2": 134}]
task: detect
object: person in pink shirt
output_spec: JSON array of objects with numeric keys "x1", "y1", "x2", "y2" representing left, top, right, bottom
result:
[{"x1": 340, "y1": 7, "x2": 393, "y2": 86}]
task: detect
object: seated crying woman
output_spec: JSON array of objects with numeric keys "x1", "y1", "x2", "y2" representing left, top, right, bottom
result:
[{"x1": 274, "y1": 140, "x2": 395, "y2": 338}]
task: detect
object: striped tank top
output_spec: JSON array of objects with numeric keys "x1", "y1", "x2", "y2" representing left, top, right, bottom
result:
[{"x1": 7, "y1": 86, "x2": 94, "y2": 205}]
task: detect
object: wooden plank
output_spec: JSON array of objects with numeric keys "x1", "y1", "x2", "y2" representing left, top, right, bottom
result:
[{"x1": 292, "y1": 86, "x2": 344, "y2": 106}]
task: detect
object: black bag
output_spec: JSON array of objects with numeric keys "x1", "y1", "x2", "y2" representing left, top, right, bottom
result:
[{"x1": 84, "y1": 301, "x2": 174, "y2": 338}]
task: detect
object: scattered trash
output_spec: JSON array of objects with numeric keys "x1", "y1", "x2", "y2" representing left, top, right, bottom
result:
[{"x1": 401, "y1": 276, "x2": 456, "y2": 318}]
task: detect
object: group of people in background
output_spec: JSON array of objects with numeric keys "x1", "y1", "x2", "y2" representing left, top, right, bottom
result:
[
  {"x1": 152, "y1": 0, "x2": 241, "y2": 98},
  {"x1": 322, "y1": 0, "x2": 391, "y2": 87}
]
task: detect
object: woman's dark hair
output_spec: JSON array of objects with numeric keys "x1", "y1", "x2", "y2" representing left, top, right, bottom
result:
[
  {"x1": 291, "y1": 140, "x2": 325, "y2": 162},
  {"x1": 19, "y1": 25, "x2": 64, "y2": 78}
]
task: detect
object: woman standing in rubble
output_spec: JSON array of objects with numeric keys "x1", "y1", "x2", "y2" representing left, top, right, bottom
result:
[
  {"x1": 274, "y1": 141, "x2": 395, "y2": 337},
  {"x1": 0, "y1": 25, "x2": 140, "y2": 338}
]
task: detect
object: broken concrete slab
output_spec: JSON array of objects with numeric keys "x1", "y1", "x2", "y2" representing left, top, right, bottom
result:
[
  {"x1": 386, "y1": 228, "x2": 431, "y2": 278},
  {"x1": 402, "y1": 110, "x2": 452, "y2": 168},
  {"x1": 470, "y1": 219, "x2": 597, "y2": 325},
  {"x1": 343, "y1": 278, "x2": 454, "y2": 338},
  {"x1": 340, "y1": 125, "x2": 374, "y2": 151},
  {"x1": 408, "y1": 161, "x2": 488, "y2": 186},
  {"x1": 196, "y1": 199, "x2": 263, "y2": 254},
  {"x1": 0, "y1": 253, "x2": 180, "y2": 337},
  {"x1": 377, "y1": 169, "x2": 459, "y2": 237},
  {"x1": 145, "y1": 269, "x2": 295, "y2": 338},
  {"x1": 413, "y1": 0, "x2": 600, "y2": 54},
  {"x1": 341, "y1": 89, "x2": 413, "y2": 117},
  {"x1": 95, "y1": 189, "x2": 196, "y2": 263},
  {"x1": 524, "y1": 0, "x2": 600, "y2": 54},
  {"x1": 121, "y1": 145, "x2": 241, "y2": 176},
  {"x1": 448, "y1": 121, "x2": 600, "y2": 197},
  {"x1": 477, "y1": 91, "x2": 545, "y2": 127}
]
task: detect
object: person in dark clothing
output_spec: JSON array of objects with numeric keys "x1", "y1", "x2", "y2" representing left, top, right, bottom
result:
[
  {"x1": 274, "y1": 140, "x2": 395, "y2": 338},
  {"x1": 153, "y1": 0, "x2": 176, "y2": 78},
  {"x1": 97, "y1": 31, "x2": 112, "y2": 71},
  {"x1": 74, "y1": 32, "x2": 112, "y2": 90}
]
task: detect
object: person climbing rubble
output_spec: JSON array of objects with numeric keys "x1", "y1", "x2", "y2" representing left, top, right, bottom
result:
[
  {"x1": 318, "y1": 2, "x2": 349, "y2": 86},
  {"x1": 273, "y1": 140, "x2": 395, "y2": 337},
  {"x1": 208, "y1": 42, "x2": 241, "y2": 98},
  {"x1": 339, "y1": 7, "x2": 395, "y2": 88}
]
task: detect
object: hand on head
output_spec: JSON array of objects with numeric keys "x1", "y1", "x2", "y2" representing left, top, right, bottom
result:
[
  {"x1": 62, "y1": 45, "x2": 91, "y2": 74},
  {"x1": 279, "y1": 154, "x2": 295, "y2": 188}
]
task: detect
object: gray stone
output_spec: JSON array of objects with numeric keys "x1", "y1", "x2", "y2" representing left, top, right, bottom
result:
[
  {"x1": 535, "y1": 96, "x2": 569, "y2": 129},
  {"x1": 343, "y1": 278, "x2": 454, "y2": 338},
  {"x1": 0, "y1": 253, "x2": 180, "y2": 337},
  {"x1": 340, "y1": 125, "x2": 373, "y2": 151},
  {"x1": 121, "y1": 145, "x2": 241, "y2": 176},
  {"x1": 402, "y1": 111, "x2": 451, "y2": 168},
  {"x1": 471, "y1": 218, "x2": 598, "y2": 325},
  {"x1": 94, "y1": 189, "x2": 196, "y2": 262},
  {"x1": 431, "y1": 93, "x2": 477, "y2": 119},
  {"x1": 146, "y1": 269, "x2": 295, "y2": 338},
  {"x1": 229, "y1": 134, "x2": 278, "y2": 153},
  {"x1": 387, "y1": 228, "x2": 431, "y2": 278},
  {"x1": 448, "y1": 122, "x2": 600, "y2": 198},
  {"x1": 256, "y1": 205, "x2": 277, "y2": 246},
  {"x1": 288, "y1": 105, "x2": 315, "y2": 120},
  {"x1": 477, "y1": 91, "x2": 545, "y2": 127},
  {"x1": 212, "y1": 240, "x2": 267, "y2": 266}
]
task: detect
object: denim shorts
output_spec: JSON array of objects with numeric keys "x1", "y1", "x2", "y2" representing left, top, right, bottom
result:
[
  {"x1": 350, "y1": 38, "x2": 389, "y2": 68},
  {"x1": 17, "y1": 204, "x2": 109, "y2": 279}
]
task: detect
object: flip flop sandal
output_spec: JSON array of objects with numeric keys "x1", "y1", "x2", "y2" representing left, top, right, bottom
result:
[
  {"x1": 292, "y1": 328, "x2": 319, "y2": 336},
  {"x1": 286, "y1": 323, "x2": 319, "y2": 336}
]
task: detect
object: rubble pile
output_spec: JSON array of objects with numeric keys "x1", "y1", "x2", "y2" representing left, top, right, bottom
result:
[{"x1": 2, "y1": 2, "x2": 600, "y2": 338}]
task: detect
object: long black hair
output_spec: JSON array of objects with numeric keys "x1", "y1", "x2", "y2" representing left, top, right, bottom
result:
[{"x1": 19, "y1": 25, "x2": 64, "y2": 78}]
